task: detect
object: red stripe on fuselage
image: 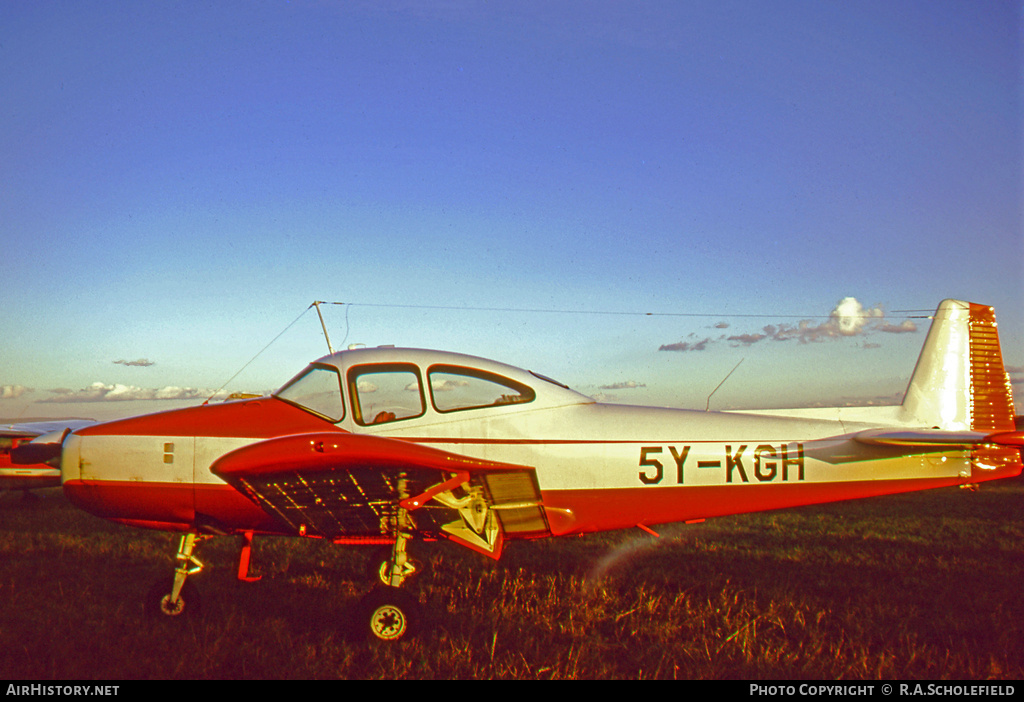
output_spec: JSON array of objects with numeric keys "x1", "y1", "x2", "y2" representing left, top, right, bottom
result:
[
  {"x1": 541, "y1": 476, "x2": 966, "y2": 536},
  {"x1": 75, "y1": 397, "x2": 345, "y2": 438}
]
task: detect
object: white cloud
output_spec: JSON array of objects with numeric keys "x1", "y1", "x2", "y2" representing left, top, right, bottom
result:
[
  {"x1": 0, "y1": 385, "x2": 32, "y2": 400},
  {"x1": 876, "y1": 320, "x2": 918, "y2": 334},
  {"x1": 430, "y1": 378, "x2": 470, "y2": 392},
  {"x1": 659, "y1": 337, "x2": 713, "y2": 352},
  {"x1": 599, "y1": 380, "x2": 647, "y2": 390},
  {"x1": 113, "y1": 358, "x2": 155, "y2": 367},
  {"x1": 832, "y1": 297, "x2": 883, "y2": 336},
  {"x1": 726, "y1": 332, "x2": 768, "y2": 347},
  {"x1": 40, "y1": 383, "x2": 219, "y2": 403},
  {"x1": 660, "y1": 297, "x2": 917, "y2": 352}
]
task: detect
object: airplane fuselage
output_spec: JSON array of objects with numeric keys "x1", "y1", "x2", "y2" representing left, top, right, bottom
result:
[{"x1": 60, "y1": 346, "x2": 1020, "y2": 539}]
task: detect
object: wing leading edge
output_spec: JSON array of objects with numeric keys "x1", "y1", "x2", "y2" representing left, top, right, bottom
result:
[{"x1": 210, "y1": 432, "x2": 549, "y2": 558}]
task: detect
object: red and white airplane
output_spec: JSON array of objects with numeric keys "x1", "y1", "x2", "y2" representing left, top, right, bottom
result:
[{"x1": 45, "y1": 299, "x2": 1024, "y2": 640}]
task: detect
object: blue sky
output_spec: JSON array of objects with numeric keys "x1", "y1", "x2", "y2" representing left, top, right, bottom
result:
[{"x1": 2, "y1": 1, "x2": 1021, "y2": 420}]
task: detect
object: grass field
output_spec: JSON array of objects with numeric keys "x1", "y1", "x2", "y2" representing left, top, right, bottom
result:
[{"x1": 2, "y1": 479, "x2": 1022, "y2": 680}]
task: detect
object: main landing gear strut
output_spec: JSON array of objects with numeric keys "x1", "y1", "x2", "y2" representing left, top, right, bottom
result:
[{"x1": 362, "y1": 478, "x2": 421, "y2": 642}]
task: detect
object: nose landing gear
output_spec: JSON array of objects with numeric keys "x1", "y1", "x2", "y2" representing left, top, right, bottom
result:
[{"x1": 145, "y1": 533, "x2": 205, "y2": 619}]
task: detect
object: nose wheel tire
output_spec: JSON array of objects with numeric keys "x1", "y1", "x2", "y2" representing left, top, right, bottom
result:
[
  {"x1": 362, "y1": 588, "x2": 419, "y2": 642},
  {"x1": 145, "y1": 578, "x2": 201, "y2": 619}
]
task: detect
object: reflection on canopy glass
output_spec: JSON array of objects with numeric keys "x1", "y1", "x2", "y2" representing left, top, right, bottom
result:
[
  {"x1": 275, "y1": 366, "x2": 345, "y2": 421},
  {"x1": 350, "y1": 366, "x2": 425, "y2": 425},
  {"x1": 429, "y1": 366, "x2": 535, "y2": 412}
]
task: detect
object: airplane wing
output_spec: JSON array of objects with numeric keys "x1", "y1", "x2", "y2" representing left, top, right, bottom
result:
[
  {"x1": 1, "y1": 420, "x2": 95, "y2": 490},
  {"x1": 0, "y1": 418, "x2": 96, "y2": 439},
  {"x1": 210, "y1": 432, "x2": 550, "y2": 558}
]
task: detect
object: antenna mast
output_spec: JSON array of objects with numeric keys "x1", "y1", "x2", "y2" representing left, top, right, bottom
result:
[
  {"x1": 312, "y1": 301, "x2": 335, "y2": 353},
  {"x1": 706, "y1": 358, "x2": 744, "y2": 411}
]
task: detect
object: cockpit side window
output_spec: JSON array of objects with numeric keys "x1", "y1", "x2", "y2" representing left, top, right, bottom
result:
[
  {"x1": 274, "y1": 365, "x2": 345, "y2": 421},
  {"x1": 428, "y1": 365, "x2": 536, "y2": 413},
  {"x1": 348, "y1": 363, "x2": 425, "y2": 426}
]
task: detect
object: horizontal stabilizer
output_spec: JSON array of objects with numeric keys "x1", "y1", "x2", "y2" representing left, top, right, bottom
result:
[{"x1": 855, "y1": 428, "x2": 1024, "y2": 448}]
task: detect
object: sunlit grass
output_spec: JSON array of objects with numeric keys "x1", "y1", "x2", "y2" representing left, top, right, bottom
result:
[{"x1": 1, "y1": 480, "x2": 1022, "y2": 679}]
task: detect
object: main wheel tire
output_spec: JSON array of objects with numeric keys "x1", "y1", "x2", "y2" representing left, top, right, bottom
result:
[
  {"x1": 362, "y1": 588, "x2": 419, "y2": 642},
  {"x1": 145, "y1": 578, "x2": 201, "y2": 619}
]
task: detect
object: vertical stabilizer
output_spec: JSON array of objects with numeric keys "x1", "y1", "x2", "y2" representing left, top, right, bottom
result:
[{"x1": 900, "y1": 299, "x2": 1015, "y2": 431}]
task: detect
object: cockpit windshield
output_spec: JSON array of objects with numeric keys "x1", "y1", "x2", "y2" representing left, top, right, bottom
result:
[{"x1": 274, "y1": 365, "x2": 345, "y2": 421}]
